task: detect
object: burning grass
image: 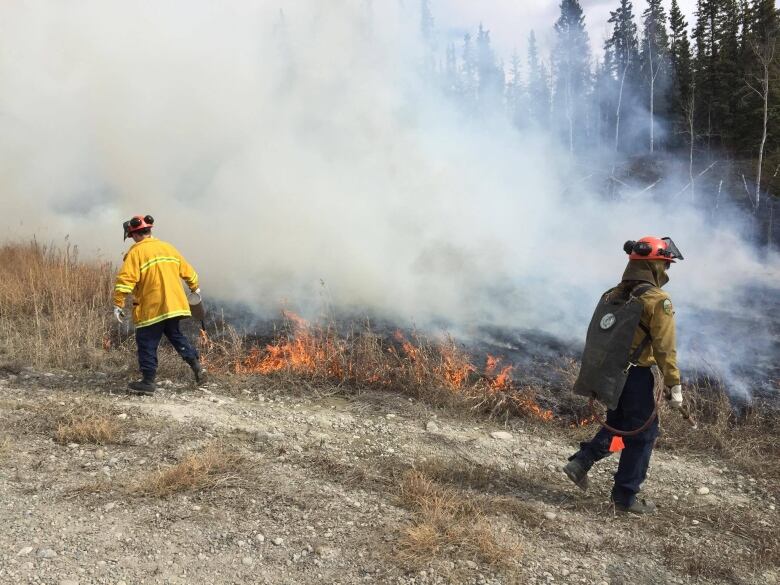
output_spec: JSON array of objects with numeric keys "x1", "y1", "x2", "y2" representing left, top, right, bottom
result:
[
  {"x1": 201, "y1": 314, "x2": 555, "y2": 423},
  {"x1": 397, "y1": 469, "x2": 522, "y2": 569},
  {"x1": 3, "y1": 240, "x2": 778, "y2": 475},
  {"x1": 131, "y1": 444, "x2": 245, "y2": 497}
]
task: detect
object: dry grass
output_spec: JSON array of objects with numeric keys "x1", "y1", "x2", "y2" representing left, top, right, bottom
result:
[
  {"x1": 657, "y1": 379, "x2": 780, "y2": 487},
  {"x1": 396, "y1": 469, "x2": 522, "y2": 569},
  {"x1": 0, "y1": 436, "x2": 10, "y2": 460},
  {"x1": 4, "y1": 397, "x2": 131, "y2": 445},
  {"x1": 3, "y1": 240, "x2": 778, "y2": 490},
  {"x1": 662, "y1": 540, "x2": 740, "y2": 581},
  {"x1": 54, "y1": 416, "x2": 122, "y2": 445},
  {"x1": 0, "y1": 240, "x2": 123, "y2": 369},
  {"x1": 0, "y1": 239, "x2": 555, "y2": 423},
  {"x1": 131, "y1": 444, "x2": 245, "y2": 497}
]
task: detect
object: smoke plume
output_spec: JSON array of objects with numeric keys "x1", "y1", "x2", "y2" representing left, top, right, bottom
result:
[{"x1": 0, "y1": 1, "x2": 777, "y2": 396}]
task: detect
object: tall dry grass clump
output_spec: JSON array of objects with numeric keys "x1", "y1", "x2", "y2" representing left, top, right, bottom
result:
[
  {"x1": 131, "y1": 444, "x2": 245, "y2": 497},
  {"x1": 397, "y1": 469, "x2": 521, "y2": 569},
  {"x1": 658, "y1": 378, "x2": 780, "y2": 485},
  {"x1": 0, "y1": 240, "x2": 116, "y2": 368}
]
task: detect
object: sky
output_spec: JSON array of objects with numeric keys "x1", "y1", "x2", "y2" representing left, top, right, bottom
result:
[{"x1": 434, "y1": 0, "x2": 698, "y2": 60}]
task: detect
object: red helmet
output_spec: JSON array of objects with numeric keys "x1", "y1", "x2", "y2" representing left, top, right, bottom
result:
[
  {"x1": 123, "y1": 214, "x2": 154, "y2": 240},
  {"x1": 623, "y1": 236, "x2": 684, "y2": 263}
]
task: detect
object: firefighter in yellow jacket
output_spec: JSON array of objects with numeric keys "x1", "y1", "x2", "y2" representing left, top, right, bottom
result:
[{"x1": 113, "y1": 215, "x2": 204, "y2": 395}]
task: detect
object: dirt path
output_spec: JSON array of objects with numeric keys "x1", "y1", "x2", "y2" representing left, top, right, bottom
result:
[{"x1": 0, "y1": 370, "x2": 777, "y2": 585}]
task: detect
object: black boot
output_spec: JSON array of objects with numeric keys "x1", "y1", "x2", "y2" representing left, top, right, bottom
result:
[
  {"x1": 613, "y1": 497, "x2": 657, "y2": 515},
  {"x1": 128, "y1": 375, "x2": 156, "y2": 396},
  {"x1": 185, "y1": 358, "x2": 206, "y2": 385},
  {"x1": 563, "y1": 457, "x2": 590, "y2": 492}
]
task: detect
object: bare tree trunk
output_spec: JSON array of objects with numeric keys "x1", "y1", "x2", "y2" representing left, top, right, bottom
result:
[
  {"x1": 756, "y1": 59, "x2": 770, "y2": 212},
  {"x1": 685, "y1": 86, "x2": 696, "y2": 203},
  {"x1": 614, "y1": 52, "x2": 630, "y2": 155},
  {"x1": 648, "y1": 37, "x2": 657, "y2": 154},
  {"x1": 649, "y1": 80, "x2": 655, "y2": 153},
  {"x1": 747, "y1": 36, "x2": 776, "y2": 215},
  {"x1": 567, "y1": 82, "x2": 574, "y2": 154},
  {"x1": 608, "y1": 53, "x2": 631, "y2": 198}
]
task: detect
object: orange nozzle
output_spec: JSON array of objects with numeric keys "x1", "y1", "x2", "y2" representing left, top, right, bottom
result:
[{"x1": 609, "y1": 435, "x2": 625, "y2": 452}]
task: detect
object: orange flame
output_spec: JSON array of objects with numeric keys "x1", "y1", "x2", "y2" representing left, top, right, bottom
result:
[
  {"x1": 235, "y1": 312, "x2": 343, "y2": 378},
  {"x1": 202, "y1": 317, "x2": 558, "y2": 424},
  {"x1": 512, "y1": 387, "x2": 554, "y2": 421},
  {"x1": 438, "y1": 343, "x2": 476, "y2": 389},
  {"x1": 572, "y1": 413, "x2": 598, "y2": 427},
  {"x1": 485, "y1": 355, "x2": 513, "y2": 390}
]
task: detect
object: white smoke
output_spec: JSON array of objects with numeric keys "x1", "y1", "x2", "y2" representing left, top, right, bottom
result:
[{"x1": 0, "y1": 1, "x2": 777, "y2": 394}]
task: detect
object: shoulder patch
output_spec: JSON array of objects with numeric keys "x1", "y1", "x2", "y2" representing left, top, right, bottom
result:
[{"x1": 662, "y1": 298, "x2": 673, "y2": 315}]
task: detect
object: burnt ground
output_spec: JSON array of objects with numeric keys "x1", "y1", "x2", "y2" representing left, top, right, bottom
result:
[{"x1": 0, "y1": 369, "x2": 778, "y2": 585}]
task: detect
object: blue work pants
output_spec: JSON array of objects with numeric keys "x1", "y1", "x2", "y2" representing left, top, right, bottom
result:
[
  {"x1": 570, "y1": 366, "x2": 659, "y2": 507},
  {"x1": 135, "y1": 317, "x2": 198, "y2": 380}
]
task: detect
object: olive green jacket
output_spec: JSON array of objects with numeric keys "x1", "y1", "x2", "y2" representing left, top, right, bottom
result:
[{"x1": 619, "y1": 260, "x2": 681, "y2": 387}]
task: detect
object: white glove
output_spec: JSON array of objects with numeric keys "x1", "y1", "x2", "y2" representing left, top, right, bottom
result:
[
  {"x1": 667, "y1": 385, "x2": 683, "y2": 411},
  {"x1": 193, "y1": 288, "x2": 201, "y2": 296},
  {"x1": 113, "y1": 306, "x2": 126, "y2": 323}
]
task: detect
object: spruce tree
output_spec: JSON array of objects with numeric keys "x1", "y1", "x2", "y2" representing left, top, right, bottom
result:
[
  {"x1": 461, "y1": 33, "x2": 478, "y2": 114},
  {"x1": 419, "y1": 0, "x2": 436, "y2": 79},
  {"x1": 604, "y1": 0, "x2": 640, "y2": 153},
  {"x1": 693, "y1": 0, "x2": 721, "y2": 156},
  {"x1": 743, "y1": 0, "x2": 779, "y2": 209},
  {"x1": 593, "y1": 56, "x2": 617, "y2": 147},
  {"x1": 476, "y1": 24, "x2": 504, "y2": 111},
  {"x1": 420, "y1": 0, "x2": 434, "y2": 42},
  {"x1": 750, "y1": 0, "x2": 778, "y2": 44},
  {"x1": 443, "y1": 43, "x2": 461, "y2": 101},
  {"x1": 716, "y1": 0, "x2": 743, "y2": 148},
  {"x1": 641, "y1": 0, "x2": 671, "y2": 152},
  {"x1": 527, "y1": 30, "x2": 551, "y2": 127},
  {"x1": 552, "y1": 0, "x2": 592, "y2": 153},
  {"x1": 669, "y1": 0, "x2": 694, "y2": 148},
  {"x1": 506, "y1": 50, "x2": 526, "y2": 127}
]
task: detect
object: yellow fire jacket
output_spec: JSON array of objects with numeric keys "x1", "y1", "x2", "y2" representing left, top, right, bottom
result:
[{"x1": 113, "y1": 237, "x2": 199, "y2": 328}]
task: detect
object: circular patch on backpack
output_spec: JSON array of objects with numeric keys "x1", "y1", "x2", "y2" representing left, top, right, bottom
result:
[{"x1": 600, "y1": 313, "x2": 616, "y2": 330}]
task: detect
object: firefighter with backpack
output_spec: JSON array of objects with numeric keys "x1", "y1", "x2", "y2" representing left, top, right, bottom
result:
[{"x1": 563, "y1": 236, "x2": 684, "y2": 514}]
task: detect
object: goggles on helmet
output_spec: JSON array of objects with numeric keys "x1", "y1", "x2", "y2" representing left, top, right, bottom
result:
[{"x1": 123, "y1": 215, "x2": 154, "y2": 240}]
